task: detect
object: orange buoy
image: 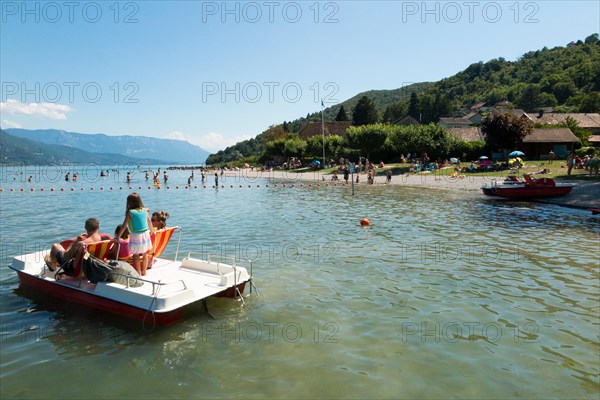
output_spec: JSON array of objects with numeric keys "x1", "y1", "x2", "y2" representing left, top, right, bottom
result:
[{"x1": 360, "y1": 218, "x2": 371, "y2": 227}]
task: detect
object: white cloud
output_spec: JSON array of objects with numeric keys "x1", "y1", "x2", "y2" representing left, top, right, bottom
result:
[
  {"x1": 167, "y1": 131, "x2": 187, "y2": 141},
  {"x1": 194, "y1": 132, "x2": 252, "y2": 153},
  {"x1": 164, "y1": 130, "x2": 252, "y2": 153},
  {"x1": 0, "y1": 99, "x2": 73, "y2": 120},
  {"x1": 1, "y1": 119, "x2": 22, "y2": 128}
]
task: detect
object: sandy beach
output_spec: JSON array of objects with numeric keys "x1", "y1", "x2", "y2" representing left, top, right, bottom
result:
[{"x1": 231, "y1": 169, "x2": 600, "y2": 210}]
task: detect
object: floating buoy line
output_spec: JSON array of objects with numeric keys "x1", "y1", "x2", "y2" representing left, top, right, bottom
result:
[{"x1": 0, "y1": 182, "x2": 363, "y2": 193}]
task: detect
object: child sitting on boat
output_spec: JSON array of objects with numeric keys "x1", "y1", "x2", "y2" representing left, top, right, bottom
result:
[{"x1": 111, "y1": 224, "x2": 132, "y2": 261}]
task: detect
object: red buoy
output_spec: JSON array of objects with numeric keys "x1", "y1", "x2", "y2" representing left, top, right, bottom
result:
[{"x1": 360, "y1": 218, "x2": 371, "y2": 227}]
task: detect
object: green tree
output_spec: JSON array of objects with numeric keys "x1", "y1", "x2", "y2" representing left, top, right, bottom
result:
[
  {"x1": 264, "y1": 138, "x2": 286, "y2": 158},
  {"x1": 517, "y1": 84, "x2": 541, "y2": 111},
  {"x1": 346, "y1": 124, "x2": 388, "y2": 159},
  {"x1": 584, "y1": 33, "x2": 600, "y2": 45},
  {"x1": 306, "y1": 135, "x2": 344, "y2": 160},
  {"x1": 408, "y1": 92, "x2": 419, "y2": 119},
  {"x1": 564, "y1": 116, "x2": 592, "y2": 145},
  {"x1": 578, "y1": 92, "x2": 600, "y2": 112},
  {"x1": 335, "y1": 105, "x2": 348, "y2": 121},
  {"x1": 352, "y1": 96, "x2": 379, "y2": 126},
  {"x1": 382, "y1": 102, "x2": 406, "y2": 123},
  {"x1": 282, "y1": 136, "x2": 307, "y2": 159},
  {"x1": 481, "y1": 111, "x2": 533, "y2": 151}
]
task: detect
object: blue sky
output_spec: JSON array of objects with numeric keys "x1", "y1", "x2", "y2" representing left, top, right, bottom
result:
[{"x1": 1, "y1": 0, "x2": 599, "y2": 152}]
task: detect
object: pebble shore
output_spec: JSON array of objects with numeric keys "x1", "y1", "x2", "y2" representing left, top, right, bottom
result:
[{"x1": 257, "y1": 170, "x2": 600, "y2": 210}]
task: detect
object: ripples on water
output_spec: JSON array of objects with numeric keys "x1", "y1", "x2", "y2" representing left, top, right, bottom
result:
[{"x1": 1, "y1": 168, "x2": 598, "y2": 399}]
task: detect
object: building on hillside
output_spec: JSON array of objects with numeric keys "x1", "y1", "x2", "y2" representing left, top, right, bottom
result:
[
  {"x1": 448, "y1": 127, "x2": 483, "y2": 142},
  {"x1": 589, "y1": 135, "x2": 600, "y2": 147},
  {"x1": 393, "y1": 115, "x2": 421, "y2": 126},
  {"x1": 522, "y1": 128, "x2": 579, "y2": 159},
  {"x1": 438, "y1": 117, "x2": 472, "y2": 129},
  {"x1": 463, "y1": 112, "x2": 483, "y2": 125},
  {"x1": 299, "y1": 121, "x2": 352, "y2": 140},
  {"x1": 502, "y1": 109, "x2": 532, "y2": 121},
  {"x1": 531, "y1": 112, "x2": 600, "y2": 135},
  {"x1": 494, "y1": 100, "x2": 513, "y2": 109},
  {"x1": 470, "y1": 102, "x2": 487, "y2": 111}
]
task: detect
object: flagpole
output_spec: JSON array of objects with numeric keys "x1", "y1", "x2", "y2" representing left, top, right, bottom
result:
[{"x1": 321, "y1": 99, "x2": 325, "y2": 167}]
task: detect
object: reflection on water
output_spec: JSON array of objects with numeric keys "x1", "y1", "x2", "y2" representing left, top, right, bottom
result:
[{"x1": 1, "y1": 167, "x2": 599, "y2": 399}]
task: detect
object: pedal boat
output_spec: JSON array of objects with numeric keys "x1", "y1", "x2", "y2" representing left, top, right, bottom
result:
[
  {"x1": 481, "y1": 175, "x2": 574, "y2": 199},
  {"x1": 8, "y1": 227, "x2": 254, "y2": 326}
]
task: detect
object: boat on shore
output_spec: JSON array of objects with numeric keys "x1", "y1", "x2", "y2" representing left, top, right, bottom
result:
[
  {"x1": 8, "y1": 227, "x2": 254, "y2": 326},
  {"x1": 481, "y1": 175, "x2": 574, "y2": 199}
]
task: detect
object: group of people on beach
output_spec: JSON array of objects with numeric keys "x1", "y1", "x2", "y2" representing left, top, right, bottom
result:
[
  {"x1": 45, "y1": 193, "x2": 170, "y2": 276},
  {"x1": 566, "y1": 154, "x2": 599, "y2": 176}
]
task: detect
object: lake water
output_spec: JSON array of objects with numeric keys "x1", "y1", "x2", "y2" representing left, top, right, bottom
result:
[{"x1": 1, "y1": 166, "x2": 599, "y2": 399}]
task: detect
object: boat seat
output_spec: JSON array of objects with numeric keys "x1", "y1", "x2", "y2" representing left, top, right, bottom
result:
[
  {"x1": 151, "y1": 227, "x2": 178, "y2": 259},
  {"x1": 67, "y1": 239, "x2": 115, "y2": 281},
  {"x1": 127, "y1": 226, "x2": 180, "y2": 269}
]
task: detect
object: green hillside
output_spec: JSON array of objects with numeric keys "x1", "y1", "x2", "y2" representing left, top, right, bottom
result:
[{"x1": 207, "y1": 34, "x2": 600, "y2": 165}]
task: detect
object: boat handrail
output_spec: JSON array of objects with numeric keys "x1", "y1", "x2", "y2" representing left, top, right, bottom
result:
[
  {"x1": 173, "y1": 226, "x2": 182, "y2": 261},
  {"x1": 183, "y1": 252, "x2": 249, "y2": 300},
  {"x1": 184, "y1": 251, "x2": 248, "y2": 274},
  {"x1": 107, "y1": 271, "x2": 188, "y2": 295}
]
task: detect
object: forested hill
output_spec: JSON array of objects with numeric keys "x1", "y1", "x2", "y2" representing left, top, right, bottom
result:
[{"x1": 207, "y1": 33, "x2": 600, "y2": 165}]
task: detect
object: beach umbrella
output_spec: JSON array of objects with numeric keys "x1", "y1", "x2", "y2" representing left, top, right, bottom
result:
[
  {"x1": 450, "y1": 157, "x2": 459, "y2": 164},
  {"x1": 508, "y1": 151, "x2": 525, "y2": 157},
  {"x1": 311, "y1": 160, "x2": 321, "y2": 166},
  {"x1": 478, "y1": 156, "x2": 489, "y2": 160}
]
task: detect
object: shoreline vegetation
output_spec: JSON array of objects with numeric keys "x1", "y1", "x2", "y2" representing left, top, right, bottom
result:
[{"x1": 223, "y1": 162, "x2": 600, "y2": 210}]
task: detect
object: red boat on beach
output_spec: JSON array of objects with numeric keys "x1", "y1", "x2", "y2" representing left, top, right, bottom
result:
[
  {"x1": 481, "y1": 175, "x2": 574, "y2": 199},
  {"x1": 9, "y1": 227, "x2": 255, "y2": 326}
]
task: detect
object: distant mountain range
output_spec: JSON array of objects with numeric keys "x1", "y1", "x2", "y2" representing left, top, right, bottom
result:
[
  {"x1": 0, "y1": 130, "x2": 166, "y2": 165},
  {"x1": 3, "y1": 128, "x2": 209, "y2": 165}
]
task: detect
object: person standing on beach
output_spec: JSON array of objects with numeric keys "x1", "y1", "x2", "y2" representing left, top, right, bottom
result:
[
  {"x1": 549, "y1": 150, "x2": 555, "y2": 164},
  {"x1": 567, "y1": 154, "x2": 575, "y2": 175},
  {"x1": 589, "y1": 157, "x2": 599, "y2": 177},
  {"x1": 386, "y1": 169, "x2": 392, "y2": 184}
]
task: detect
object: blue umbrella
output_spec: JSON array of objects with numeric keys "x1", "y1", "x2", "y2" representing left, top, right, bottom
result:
[{"x1": 508, "y1": 151, "x2": 525, "y2": 157}]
